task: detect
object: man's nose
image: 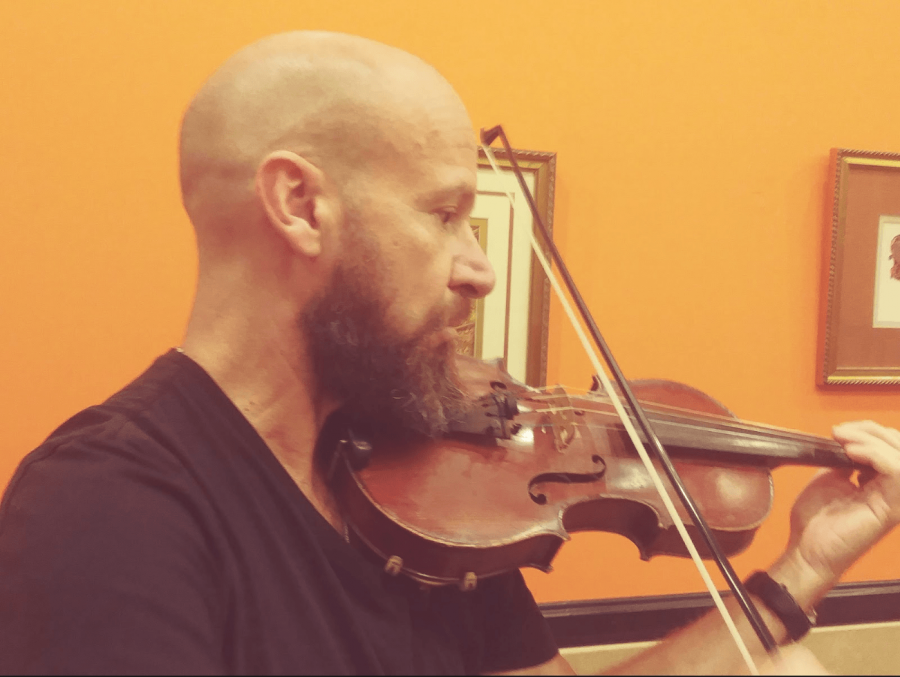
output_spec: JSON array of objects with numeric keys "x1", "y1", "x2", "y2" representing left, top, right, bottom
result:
[{"x1": 451, "y1": 225, "x2": 496, "y2": 299}]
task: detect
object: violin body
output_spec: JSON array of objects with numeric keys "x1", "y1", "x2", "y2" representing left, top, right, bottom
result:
[{"x1": 330, "y1": 356, "x2": 814, "y2": 589}]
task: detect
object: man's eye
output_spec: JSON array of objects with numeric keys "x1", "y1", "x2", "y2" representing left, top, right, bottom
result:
[{"x1": 438, "y1": 211, "x2": 456, "y2": 225}]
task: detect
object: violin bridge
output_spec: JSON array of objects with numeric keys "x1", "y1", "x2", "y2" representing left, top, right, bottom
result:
[{"x1": 545, "y1": 389, "x2": 578, "y2": 451}]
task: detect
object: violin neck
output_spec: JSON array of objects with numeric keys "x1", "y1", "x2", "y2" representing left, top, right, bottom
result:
[{"x1": 626, "y1": 413, "x2": 858, "y2": 471}]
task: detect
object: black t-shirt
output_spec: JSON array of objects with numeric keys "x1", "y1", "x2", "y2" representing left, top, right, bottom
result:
[{"x1": 0, "y1": 351, "x2": 557, "y2": 675}]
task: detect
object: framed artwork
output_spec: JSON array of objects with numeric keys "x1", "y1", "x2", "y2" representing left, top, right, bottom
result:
[
  {"x1": 817, "y1": 148, "x2": 900, "y2": 386},
  {"x1": 455, "y1": 147, "x2": 556, "y2": 387}
]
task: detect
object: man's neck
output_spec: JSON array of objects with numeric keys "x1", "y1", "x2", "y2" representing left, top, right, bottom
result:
[{"x1": 180, "y1": 323, "x2": 346, "y2": 534}]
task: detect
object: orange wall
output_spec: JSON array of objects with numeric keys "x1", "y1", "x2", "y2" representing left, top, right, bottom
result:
[{"x1": 2, "y1": 0, "x2": 900, "y2": 604}]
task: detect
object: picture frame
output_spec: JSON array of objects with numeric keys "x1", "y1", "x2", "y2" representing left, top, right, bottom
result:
[
  {"x1": 817, "y1": 148, "x2": 900, "y2": 386},
  {"x1": 456, "y1": 147, "x2": 556, "y2": 388}
]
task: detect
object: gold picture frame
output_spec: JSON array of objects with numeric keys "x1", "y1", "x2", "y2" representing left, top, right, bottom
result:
[{"x1": 455, "y1": 147, "x2": 555, "y2": 387}]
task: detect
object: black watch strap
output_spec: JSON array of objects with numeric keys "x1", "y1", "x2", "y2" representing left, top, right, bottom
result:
[{"x1": 744, "y1": 571, "x2": 816, "y2": 642}]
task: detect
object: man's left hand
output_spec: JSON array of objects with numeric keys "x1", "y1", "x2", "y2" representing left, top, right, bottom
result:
[{"x1": 774, "y1": 420, "x2": 900, "y2": 604}]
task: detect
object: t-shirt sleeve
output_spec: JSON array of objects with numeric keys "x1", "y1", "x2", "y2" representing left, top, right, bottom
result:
[
  {"x1": 0, "y1": 439, "x2": 225, "y2": 675},
  {"x1": 475, "y1": 570, "x2": 559, "y2": 674}
]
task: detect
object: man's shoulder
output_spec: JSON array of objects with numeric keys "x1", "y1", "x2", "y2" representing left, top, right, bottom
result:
[
  {"x1": 17, "y1": 349, "x2": 242, "y2": 484},
  {"x1": 0, "y1": 369, "x2": 228, "y2": 591},
  {"x1": 13, "y1": 404, "x2": 181, "y2": 492},
  {"x1": 19, "y1": 377, "x2": 186, "y2": 481},
  {"x1": 2, "y1": 408, "x2": 195, "y2": 536},
  {"x1": 1, "y1": 351, "x2": 227, "y2": 526},
  {"x1": 0, "y1": 357, "x2": 232, "y2": 675}
]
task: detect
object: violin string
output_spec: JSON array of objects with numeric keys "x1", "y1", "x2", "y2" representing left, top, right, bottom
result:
[
  {"x1": 547, "y1": 417, "x2": 839, "y2": 446},
  {"x1": 530, "y1": 412, "x2": 846, "y2": 457},
  {"x1": 527, "y1": 420, "x2": 846, "y2": 461},
  {"x1": 517, "y1": 390, "x2": 840, "y2": 447},
  {"x1": 530, "y1": 404, "x2": 836, "y2": 444},
  {"x1": 480, "y1": 142, "x2": 762, "y2": 674},
  {"x1": 517, "y1": 396, "x2": 834, "y2": 446}
]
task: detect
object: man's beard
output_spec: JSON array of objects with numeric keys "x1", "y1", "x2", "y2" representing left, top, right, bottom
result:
[{"x1": 301, "y1": 261, "x2": 470, "y2": 438}]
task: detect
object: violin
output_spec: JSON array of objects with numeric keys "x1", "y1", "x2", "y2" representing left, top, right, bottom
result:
[
  {"x1": 329, "y1": 354, "x2": 859, "y2": 590},
  {"x1": 330, "y1": 124, "x2": 859, "y2": 665}
]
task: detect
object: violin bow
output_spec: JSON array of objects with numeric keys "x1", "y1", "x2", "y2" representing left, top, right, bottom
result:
[{"x1": 480, "y1": 125, "x2": 778, "y2": 673}]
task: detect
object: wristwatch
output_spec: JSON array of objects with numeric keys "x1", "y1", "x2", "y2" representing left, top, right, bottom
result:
[{"x1": 744, "y1": 571, "x2": 817, "y2": 642}]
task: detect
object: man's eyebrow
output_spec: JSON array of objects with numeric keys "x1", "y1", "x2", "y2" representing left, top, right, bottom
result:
[{"x1": 422, "y1": 180, "x2": 476, "y2": 205}]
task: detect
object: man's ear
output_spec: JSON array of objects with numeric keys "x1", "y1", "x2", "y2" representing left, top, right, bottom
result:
[{"x1": 255, "y1": 151, "x2": 333, "y2": 258}]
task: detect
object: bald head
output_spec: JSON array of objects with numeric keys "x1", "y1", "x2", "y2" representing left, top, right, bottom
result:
[
  {"x1": 178, "y1": 33, "x2": 493, "y2": 436},
  {"x1": 179, "y1": 31, "x2": 472, "y2": 239}
]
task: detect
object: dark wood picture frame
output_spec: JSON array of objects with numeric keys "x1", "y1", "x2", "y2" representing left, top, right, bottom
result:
[{"x1": 818, "y1": 148, "x2": 900, "y2": 386}]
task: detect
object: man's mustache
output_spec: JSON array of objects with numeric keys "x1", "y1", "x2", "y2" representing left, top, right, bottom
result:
[{"x1": 447, "y1": 299, "x2": 474, "y2": 329}]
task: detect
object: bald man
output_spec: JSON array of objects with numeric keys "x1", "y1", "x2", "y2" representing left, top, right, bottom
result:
[{"x1": 2, "y1": 31, "x2": 900, "y2": 675}]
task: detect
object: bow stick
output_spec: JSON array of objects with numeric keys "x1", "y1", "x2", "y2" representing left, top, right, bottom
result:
[{"x1": 480, "y1": 125, "x2": 778, "y2": 674}]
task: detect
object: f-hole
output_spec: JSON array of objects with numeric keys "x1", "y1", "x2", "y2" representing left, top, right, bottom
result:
[{"x1": 528, "y1": 457, "x2": 606, "y2": 505}]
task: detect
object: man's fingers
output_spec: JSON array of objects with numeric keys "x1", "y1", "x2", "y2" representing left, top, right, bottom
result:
[
  {"x1": 841, "y1": 441, "x2": 900, "y2": 477},
  {"x1": 832, "y1": 421, "x2": 900, "y2": 476},
  {"x1": 833, "y1": 420, "x2": 900, "y2": 449}
]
